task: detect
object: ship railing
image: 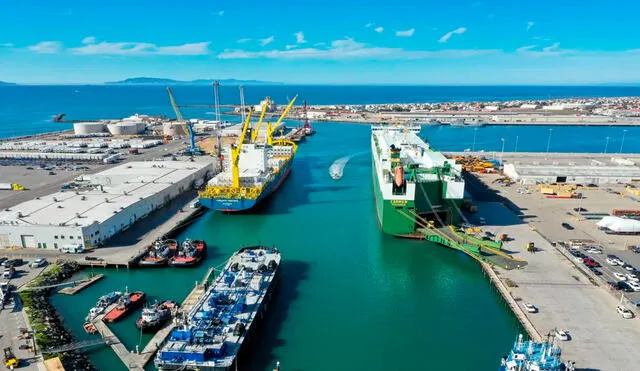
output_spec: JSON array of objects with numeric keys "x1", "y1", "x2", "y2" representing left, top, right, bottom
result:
[{"x1": 198, "y1": 185, "x2": 264, "y2": 200}]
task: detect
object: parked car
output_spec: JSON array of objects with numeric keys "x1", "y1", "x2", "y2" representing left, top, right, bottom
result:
[
  {"x1": 628, "y1": 281, "x2": 640, "y2": 292},
  {"x1": 586, "y1": 247, "x2": 602, "y2": 254},
  {"x1": 589, "y1": 267, "x2": 602, "y2": 276},
  {"x1": 583, "y1": 258, "x2": 600, "y2": 268},
  {"x1": 606, "y1": 257, "x2": 619, "y2": 265},
  {"x1": 30, "y1": 258, "x2": 47, "y2": 268},
  {"x1": 623, "y1": 264, "x2": 635, "y2": 271},
  {"x1": 554, "y1": 329, "x2": 570, "y2": 341},
  {"x1": 573, "y1": 207, "x2": 588, "y2": 212},
  {"x1": 523, "y1": 303, "x2": 538, "y2": 313},
  {"x1": 618, "y1": 281, "x2": 635, "y2": 292},
  {"x1": 561, "y1": 222, "x2": 574, "y2": 230},
  {"x1": 617, "y1": 305, "x2": 634, "y2": 319},
  {"x1": 614, "y1": 272, "x2": 627, "y2": 281},
  {"x1": 627, "y1": 274, "x2": 640, "y2": 283}
]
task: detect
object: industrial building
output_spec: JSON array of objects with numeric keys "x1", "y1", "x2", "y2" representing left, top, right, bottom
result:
[
  {"x1": 0, "y1": 161, "x2": 211, "y2": 250},
  {"x1": 504, "y1": 158, "x2": 640, "y2": 185}
]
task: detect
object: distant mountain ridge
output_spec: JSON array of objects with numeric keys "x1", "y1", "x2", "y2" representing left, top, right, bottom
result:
[
  {"x1": 106, "y1": 77, "x2": 282, "y2": 85},
  {"x1": 0, "y1": 81, "x2": 16, "y2": 85}
]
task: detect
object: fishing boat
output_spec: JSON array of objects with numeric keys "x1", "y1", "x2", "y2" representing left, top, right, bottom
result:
[
  {"x1": 198, "y1": 96, "x2": 298, "y2": 212},
  {"x1": 136, "y1": 300, "x2": 179, "y2": 333},
  {"x1": 84, "y1": 291, "x2": 122, "y2": 322},
  {"x1": 83, "y1": 322, "x2": 98, "y2": 334},
  {"x1": 154, "y1": 245, "x2": 281, "y2": 370},
  {"x1": 499, "y1": 334, "x2": 575, "y2": 371},
  {"x1": 168, "y1": 239, "x2": 206, "y2": 267},
  {"x1": 103, "y1": 290, "x2": 146, "y2": 323},
  {"x1": 371, "y1": 123, "x2": 465, "y2": 236},
  {"x1": 138, "y1": 239, "x2": 178, "y2": 267}
]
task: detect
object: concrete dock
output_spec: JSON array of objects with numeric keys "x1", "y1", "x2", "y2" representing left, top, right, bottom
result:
[
  {"x1": 58, "y1": 274, "x2": 104, "y2": 295},
  {"x1": 91, "y1": 268, "x2": 215, "y2": 370}
]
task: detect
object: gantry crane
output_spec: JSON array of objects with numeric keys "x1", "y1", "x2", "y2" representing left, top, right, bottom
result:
[
  {"x1": 231, "y1": 108, "x2": 254, "y2": 188},
  {"x1": 166, "y1": 87, "x2": 200, "y2": 155}
]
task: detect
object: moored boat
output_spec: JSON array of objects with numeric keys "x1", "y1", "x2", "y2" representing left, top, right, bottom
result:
[
  {"x1": 168, "y1": 239, "x2": 206, "y2": 267},
  {"x1": 154, "y1": 245, "x2": 281, "y2": 370},
  {"x1": 103, "y1": 290, "x2": 146, "y2": 323},
  {"x1": 136, "y1": 300, "x2": 179, "y2": 333},
  {"x1": 138, "y1": 238, "x2": 178, "y2": 267},
  {"x1": 83, "y1": 322, "x2": 98, "y2": 334},
  {"x1": 499, "y1": 334, "x2": 575, "y2": 371},
  {"x1": 85, "y1": 291, "x2": 122, "y2": 322}
]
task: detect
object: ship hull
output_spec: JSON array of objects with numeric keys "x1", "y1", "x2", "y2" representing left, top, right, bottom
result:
[
  {"x1": 199, "y1": 159, "x2": 293, "y2": 212},
  {"x1": 137, "y1": 258, "x2": 168, "y2": 267},
  {"x1": 371, "y1": 155, "x2": 416, "y2": 236}
]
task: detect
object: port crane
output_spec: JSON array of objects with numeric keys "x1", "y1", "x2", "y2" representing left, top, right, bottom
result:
[
  {"x1": 231, "y1": 108, "x2": 254, "y2": 188},
  {"x1": 251, "y1": 97, "x2": 270, "y2": 142},
  {"x1": 166, "y1": 87, "x2": 200, "y2": 155},
  {"x1": 266, "y1": 95, "x2": 298, "y2": 145}
]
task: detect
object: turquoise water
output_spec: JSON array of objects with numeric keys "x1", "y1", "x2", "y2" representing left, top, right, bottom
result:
[{"x1": 51, "y1": 122, "x2": 523, "y2": 371}]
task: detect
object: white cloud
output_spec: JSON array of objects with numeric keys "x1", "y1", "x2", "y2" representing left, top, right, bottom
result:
[
  {"x1": 527, "y1": 21, "x2": 534, "y2": 31},
  {"x1": 396, "y1": 28, "x2": 415, "y2": 37},
  {"x1": 70, "y1": 41, "x2": 210, "y2": 55},
  {"x1": 516, "y1": 43, "x2": 567, "y2": 56},
  {"x1": 0, "y1": 43, "x2": 13, "y2": 47},
  {"x1": 28, "y1": 41, "x2": 62, "y2": 54},
  {"x1": 286, "y1": 45, "x2": 297, "y2": 50},
  {"x1": 438, "y1": 27, "x2": 466, "y2": 43},
  {"x1": 218, "y1": 37, "x2": 497, "y2": 60},
  {"x1": 365, "y1": 23, "x2": 373, "y2": 28},
  {"x1": 516, "y1": 45, "x2": 537, "y2": 53},
  {"x1": 218, "y1": 10, "x2": 224, "y2": 16},
  {"x1": 82, "y1": 36, "x2": 96, "y2": 44},
  {"x1": 294, "y1": 31, "x2": 306, "y2": 44},
  {"x1": 314, "y1": 42, "x2": 326, "y2": 46},
  {"x1": 375, "y1": 27, "x2": 384, "y2": 33},
  {"x1": 237, "y1": 38, "x2": 251, "y2": 43},
  {"x1": 260, "y1": 36, "x2": 274, "y2": 46}
]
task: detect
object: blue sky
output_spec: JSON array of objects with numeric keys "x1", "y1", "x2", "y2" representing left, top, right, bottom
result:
[{"x1": 1, "y1": 0, "x2": 640, "y2": 84}]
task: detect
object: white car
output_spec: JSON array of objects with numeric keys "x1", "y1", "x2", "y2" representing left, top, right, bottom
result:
[
  {"x1": 586, "y1": 248, "x2": 602, "y2": 254},
  {"x1": 617, "y1": 305, "x2": 634, "y2": 319},
  {"x1": 606, "y1": 258, "x2": 619, "y2": 265},
  {"x1": 623, "y1": 264, "x2": 635, "y2": 271},
  {"x1": 614, "y1": 272, "x2": 627, "y2": 281},
  {"x1": 615, "y1": 259, "x2": 626, "y2": 266},
  {"x1": 628, "y1": 281, "x2": 640, "y2": 292},
  {"x1": 30, "y1": 258, "x2": 47, "y2": 268},
  {"x1": 626, "y1": 274, "x2": 640, "y2": 283},
  {"x1": 523, "y1": 303, "x2": 538, "y2": 313},
  {"x1": 554, "y1": 329, "x2": 570, "y2": 341}
]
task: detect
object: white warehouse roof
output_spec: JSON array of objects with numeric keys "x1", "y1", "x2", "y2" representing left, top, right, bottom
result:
[
  {"x1": 0, "y1": 161, "x2": 210, "y2": 228},
  {"x1": 508, "y1": 164, "x2": 640, "y2": 178}
]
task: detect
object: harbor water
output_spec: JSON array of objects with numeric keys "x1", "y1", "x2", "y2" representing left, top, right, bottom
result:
[{"x1": 50, "y1": 121, "x2": 526, "y2": 371}]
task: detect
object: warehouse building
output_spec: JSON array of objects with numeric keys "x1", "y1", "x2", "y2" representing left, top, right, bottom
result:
[
  {"x1": 0, "y1": 161, "x2": 211, "y2": 250},
  {"x1": 504, "y1": 161, "x2": 640, "y2": 185}
]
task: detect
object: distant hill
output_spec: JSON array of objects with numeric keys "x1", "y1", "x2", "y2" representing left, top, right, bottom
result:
[
  {"x1": 0, "y1": 81, "x2": 16, "y2": 85},
  {"x1": 106, "y1": 77, "x2": 281, "y2": 85}
]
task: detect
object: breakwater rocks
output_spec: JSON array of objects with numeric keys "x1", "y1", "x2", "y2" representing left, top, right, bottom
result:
[{"x1": 20, "y1": 261, "x2": 95, "y2": 370}]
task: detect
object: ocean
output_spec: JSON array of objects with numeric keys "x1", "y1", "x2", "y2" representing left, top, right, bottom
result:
[{"x1": 3, "y1": 85, "x2": 638, "y2": 370}]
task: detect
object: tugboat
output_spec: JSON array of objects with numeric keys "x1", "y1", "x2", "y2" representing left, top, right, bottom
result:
[
  {"x1": 499, "y1": 333, "x2": 576, "y2": 371},
  {"x1": 168, "y1": 239, "x2": 206, "y2": 267},
  {"x1": 103, "y1": 289, "x2": 146, "y2": 323},
  {"x1": 135, "y1": 300, "x2": 179, "y2": 333},
  {"x1": 85, "y1": 291, "x2": 122, "y2": 322},
  {"x1": 138, "y1": 238, "x2": 178, "y2": 267}
]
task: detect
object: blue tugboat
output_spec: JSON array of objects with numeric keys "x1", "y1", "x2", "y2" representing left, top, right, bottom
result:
[
  {"x1": 500, "y1": 334, "x2": 576, "y2": 371},
  {"x1": 154, "y1": 246, "x2": 281, "y2": 370}
]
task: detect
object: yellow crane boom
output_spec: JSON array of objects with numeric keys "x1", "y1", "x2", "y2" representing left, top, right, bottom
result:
[
  {"x1": 231, "y1": 108, "x2": 254, "y2": 188},
  {"x1": 267, "y1": 95, "x2": 298, "y2": 145},
  {"x1": 166, "y1": 87, "x2": 190, "y2": 138},
  {"x1": 251, "y1": 97, "x2": 270, "y2": 142}
]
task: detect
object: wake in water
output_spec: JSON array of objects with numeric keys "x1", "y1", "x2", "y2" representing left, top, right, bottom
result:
[{"x1": 329, "y1": 151, "x2": 368, "y2": 179}]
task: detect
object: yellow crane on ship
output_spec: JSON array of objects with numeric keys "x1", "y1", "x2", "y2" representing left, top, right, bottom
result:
[
  {"x1": 231, "y1": 108, "x2": 254, "y2": 188},
  {"x1": 251, "y1": 97, "x2": 270, "y2": 143},
  {"x1": 266, "y1": 95, "x2": 298, "y2": 145}
]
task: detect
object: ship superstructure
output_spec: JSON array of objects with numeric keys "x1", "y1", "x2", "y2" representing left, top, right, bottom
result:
[
  {"x1": 371, "y1": 124, "x2": 465, "y2": 236},
  {"x1": 199, "y1": 96, "x2": 298, "y2": 212},
  {"x1": 154, "y1": 246, "x2": 281, "y2": 371},
  {"x1": 500, "y1": 334, "x2": 574, "y2": 371}
]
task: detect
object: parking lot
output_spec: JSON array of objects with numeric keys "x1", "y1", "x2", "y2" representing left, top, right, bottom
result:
[{"x1": 0, "y1": 258, "x2": 48, "y2": 371}]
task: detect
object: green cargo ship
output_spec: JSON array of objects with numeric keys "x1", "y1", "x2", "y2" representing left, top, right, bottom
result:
[{"x1": 371, "y1": 124, "x2": 465, "y2": 236}]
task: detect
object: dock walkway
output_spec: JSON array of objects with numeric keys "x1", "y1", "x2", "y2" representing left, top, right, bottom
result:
[
  {"x1": 92, "y1": 268, "x2": 216, "y2": 370},
  {"x1": 58, "y1": 274, "x2": 104, "y2": 295}
]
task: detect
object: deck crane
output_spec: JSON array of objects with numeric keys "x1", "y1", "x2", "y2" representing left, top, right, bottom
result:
[
  {"x1": 251, "y1": 97, "x2": 270, "y2": 142},
  {"x1": 166, "y1": 87, "x2": 200, "y2": 155},
  {"x1": 231, "y1": 108, "x2": 254, "y2": 188},
  {"x1": 266, "y1": 95, "x2": 298, "y2": 145}
]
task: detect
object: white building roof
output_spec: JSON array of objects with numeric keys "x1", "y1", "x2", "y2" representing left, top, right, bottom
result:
[
  {"x1": 0, "y1": 161, "x2": 210, "y2": 228},
  {"x1": 509, "y1": 164, "x2": 640, "y2": 178}
]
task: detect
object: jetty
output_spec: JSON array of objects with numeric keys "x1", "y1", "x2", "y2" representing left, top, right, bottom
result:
[
  {"x1": 91, "y1": 267, "x2": 215, "y2": 370},
  {"x1": 58, "y1": 274, "x2": 104, "y2": 295}
]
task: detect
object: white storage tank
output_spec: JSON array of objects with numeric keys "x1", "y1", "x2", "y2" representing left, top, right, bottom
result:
[
  {"x1": 74, "y1": 122, "x2": 106, "y2": 135},
  {"x1": 107, "y1": 121, "x2": 146, "y2": 135}
]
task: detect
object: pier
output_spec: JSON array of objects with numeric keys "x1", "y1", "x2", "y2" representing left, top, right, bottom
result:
[
  {"x1": 58, "y1": 274, "x2": 104, "y2": 295},
  {"x1": 91, "y1": 267, "x2": 215, "y2": 370}
]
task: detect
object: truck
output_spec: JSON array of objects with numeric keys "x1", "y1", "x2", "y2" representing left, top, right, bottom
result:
[
  {"x1": 59, "y1": 244, "x2": 84, "y2": 254},
  {"x1": 3, "y1": 347, "x2": 17, "y2": 369},
  {"x1": 0, "y1": 183, "x2": 24, "y2": 191}
]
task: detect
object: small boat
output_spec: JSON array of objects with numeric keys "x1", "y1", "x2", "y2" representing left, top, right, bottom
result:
[
  {"x1": 449, "y1": 118, "x2": 465, "y2": 127},
  {"x1": 83, "y1": 322, "x2": 98, "y2": 334},
  {"x1": 168, "y1": 239, "x2": 207, "y2": 267},
  {"x1": 103, "y1": 290, "x2": 146, "y2": 323},
  {"x1": 85, "y1": 291, "x2": 122, "y2": 322},
  {"x1": 138, "y1": 239, "x2": 178, "y2": 267},
  {"x1": 329, "y1": 157, "x2": 349, "y2": 180},
  {"x1": 135, "y1": 300, "x2": 179, "y2": 333}
]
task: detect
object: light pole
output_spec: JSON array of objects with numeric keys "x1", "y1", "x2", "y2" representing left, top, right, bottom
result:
[
  {"x1": 514, "y1": 135, "x2": 519, "y2": 152},
  {"x1": 472, "y1": 127, "x2": 478, "y2": 152},
  {"x1": 620, "y1": 129, "x2": 628, "y2": 153},
  {"x1": 500, "y1": 138, "x2": 506, "y2": 170},
  {"x1": 545, "y1": 128, "x2": 553, "y2": 157},
  {"x1": 604, "y1": 136, "x2": 610, "y2": 154}
]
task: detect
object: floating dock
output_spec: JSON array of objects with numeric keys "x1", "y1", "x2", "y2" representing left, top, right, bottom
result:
[
  {"x1": 91, "y1": 268, "x2": 215, "y2": 370},
  {"x1": 58, "y1": 274, "x2": 104, "y2": 295}
]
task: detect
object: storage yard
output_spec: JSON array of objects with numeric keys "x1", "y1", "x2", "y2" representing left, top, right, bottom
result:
[{"x1": 0, "y1": 160, "x2": 211, "y2": 250}]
